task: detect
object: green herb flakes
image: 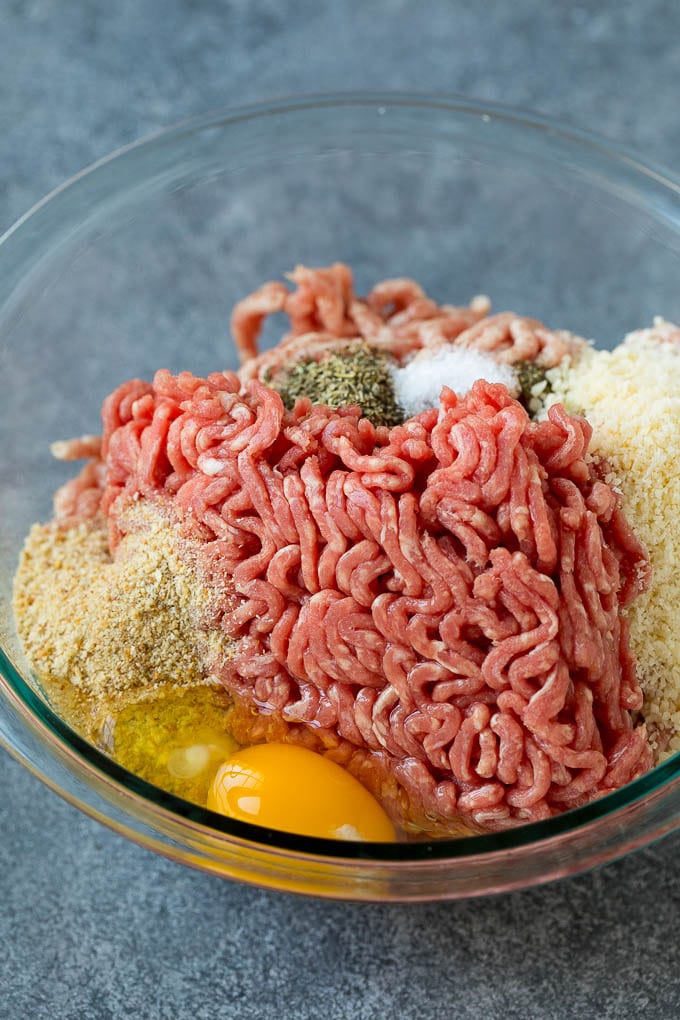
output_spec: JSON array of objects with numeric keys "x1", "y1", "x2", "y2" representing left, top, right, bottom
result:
[
  {"x1": 516, "y1": 360, "x2": 551, "y2": 411},
  {"x1": 273, "y1": 345, "x2": 405, "y2": 427}
]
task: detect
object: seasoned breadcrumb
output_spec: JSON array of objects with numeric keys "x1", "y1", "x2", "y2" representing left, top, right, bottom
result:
[{"x1": 12, "y1": 504, "x2": 233, "y2": 700}]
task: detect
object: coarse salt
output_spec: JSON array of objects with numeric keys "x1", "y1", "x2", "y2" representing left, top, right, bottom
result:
[{"x1": 389, "y1": 347, "x2": 519, "y2": 419}]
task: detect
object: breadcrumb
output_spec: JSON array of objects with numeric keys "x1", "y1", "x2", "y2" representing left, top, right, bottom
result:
[{"x1": 12, "y1": 504, "x2": 234, "y2": 700}]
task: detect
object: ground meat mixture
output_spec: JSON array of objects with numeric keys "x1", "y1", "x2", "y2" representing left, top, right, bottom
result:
[{"x1": 15, "y1": 264, "x2": 656, "y2": 838}]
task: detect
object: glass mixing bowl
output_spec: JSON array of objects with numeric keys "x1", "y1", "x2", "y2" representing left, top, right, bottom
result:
[{"x1": 3, "y1": 93, "x2": 680, "y2": 901}]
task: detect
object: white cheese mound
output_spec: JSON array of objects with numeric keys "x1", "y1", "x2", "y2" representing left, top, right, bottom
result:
[
  {"x1": 390, "y1": 347, "x2": 519, "y2": 418},
  {"x1": 548, "y1": 319, "x2": 680, "y2": 759}
]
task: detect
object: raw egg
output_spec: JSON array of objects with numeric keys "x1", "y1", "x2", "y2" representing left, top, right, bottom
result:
[
  {"x1": 103, "y1": 686, "x2": 238, "y2": 805},
  {"x1": 207, "y1": 743, "x2": 396, "y2": 841}
]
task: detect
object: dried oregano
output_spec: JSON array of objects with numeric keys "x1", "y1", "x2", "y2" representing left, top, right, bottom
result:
[{"x1": 272, "y1": 344, "x2": 405, "y2": 427}]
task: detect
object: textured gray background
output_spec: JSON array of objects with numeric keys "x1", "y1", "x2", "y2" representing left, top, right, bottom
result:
[{"x1": 3, "y1": 2, "x2": 680, "y2": 1018}]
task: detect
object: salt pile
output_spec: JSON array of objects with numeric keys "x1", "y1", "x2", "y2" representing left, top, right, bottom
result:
[{"x1": 390, "y1": 347, "x2": 519, "y2": 418}]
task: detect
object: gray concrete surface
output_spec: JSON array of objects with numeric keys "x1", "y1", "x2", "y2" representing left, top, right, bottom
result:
[{"x1": 3, "y1": 2, "x2": 680, "y2": 1017}]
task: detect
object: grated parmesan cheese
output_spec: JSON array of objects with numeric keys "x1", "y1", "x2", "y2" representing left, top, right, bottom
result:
[
  {"x1": 547, "y1": 321, "x2": 680, "y2": 758},
  {"x1": 389, "y1": 347, "x2": 519, "y2": 418}
]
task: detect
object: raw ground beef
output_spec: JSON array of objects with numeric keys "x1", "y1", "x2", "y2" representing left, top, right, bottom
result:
[{"x1": 50, "y1": 265, "x2": 653, "y2": 835}]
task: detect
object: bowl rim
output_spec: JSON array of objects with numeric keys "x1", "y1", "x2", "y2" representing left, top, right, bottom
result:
[
  {"x1": 4, "y1": 89, "x2": 680, "y2": 250},
  {"x1": 2, "y1": 88, "x2": 680, "y2": 871}
]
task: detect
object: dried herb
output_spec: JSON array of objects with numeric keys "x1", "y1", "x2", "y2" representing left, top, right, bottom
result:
[
  {"x1": 273, "y1": 345, "x2": 405, "y2": 427},
  {"x1": 516, "y1": 360, "x2": 551, "y2": 411}
]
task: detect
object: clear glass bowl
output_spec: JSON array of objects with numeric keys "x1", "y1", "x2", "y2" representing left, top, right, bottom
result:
[{"x1": 3, "y1": 93, "x2": 680, "y2": 901}]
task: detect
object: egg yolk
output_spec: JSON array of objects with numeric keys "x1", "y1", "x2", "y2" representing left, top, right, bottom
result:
[{"x1": 207, "y1": 743, "x2": 396, "y2": 841}]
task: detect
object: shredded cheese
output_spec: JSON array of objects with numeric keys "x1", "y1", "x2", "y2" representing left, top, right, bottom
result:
[{"x1": 547, "y1": 321, "x2": 680, "y2": 756}]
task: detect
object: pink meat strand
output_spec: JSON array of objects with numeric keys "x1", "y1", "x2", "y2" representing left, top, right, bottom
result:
[{"x1": 232, "y1": 262, "x2": 585, "y2": 383}]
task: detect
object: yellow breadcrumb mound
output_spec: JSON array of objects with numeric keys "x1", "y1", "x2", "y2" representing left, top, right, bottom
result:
[
  {"x1": 13, "y1": 503, "x2": 234, "y2": 699},
  {"x1": 547, "y1": 320, "x2": 680, "y2": 757},
  {"x1": 12, "y1": 503, "x2": 239, "y2": 807}
]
